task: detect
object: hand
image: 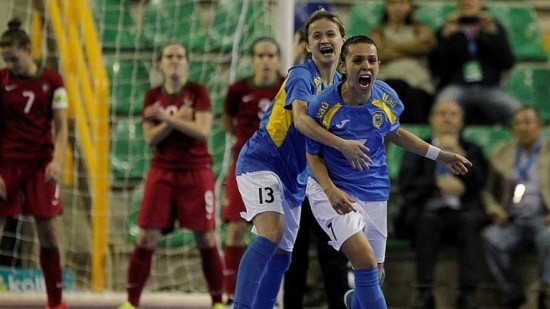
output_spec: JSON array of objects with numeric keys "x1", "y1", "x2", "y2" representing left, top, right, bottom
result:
[
  {"x1": 45, "y1": 161, "x2": 61, "y2": 183},
  {"x1": 441, "y1": 14, "x2": 462, "y2": 38},
  {"x1": 325, "y1": 186, "x2": 357, "y2": 215},
  {"x1": 0, "y1": 176, "x2": 6, "y2": 199},
  {"x1": 176, "y1": 105, "x2": 193, "y2": 120},
  {"x1": 337, "y1": 139, "x2": 372, "y2": 171},
  {"x1": 491, "y1": 211, "x2": 509, "y2": 225},
  {"x1": 436, "y1": 150, "x2": 472, "y2": 175},
  {"x1": 143, "y1": 103, "x2": 169, "y2": 122}
]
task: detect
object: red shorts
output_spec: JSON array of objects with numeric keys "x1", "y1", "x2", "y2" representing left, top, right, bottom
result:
[
  {"x1": 0, "y1": 166, "x2": 63, "y2": 217},
  {"x1": 222, "y1": 162, "x2": 246, "y2": 221},
  {"x1": 138, "y1": 166, "x2": 216, "y2": 231}
]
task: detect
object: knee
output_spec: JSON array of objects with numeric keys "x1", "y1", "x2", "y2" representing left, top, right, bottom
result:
[
  {"x1": 194, "y1": 230, "x2": 218, "y2": 249},
  {"x1": 136, "y1": 229, "x2": 160, "y2": 249}
]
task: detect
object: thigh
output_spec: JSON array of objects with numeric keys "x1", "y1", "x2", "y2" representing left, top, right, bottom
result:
[
  {"x1": 138, "y1": 167, "x2": 175, "y2": 229},
  {"x1": 175, "y1": 169, "x2": 216, "y2": 231},
  {"x1": 237, "y1": 171, "x2": 301, "y2": 252},
  {"x1": 237, "y1": 171, "x2": 284, "y2": 221},
  {"x1": 306, "y1": 177, "x2": 364, "y2": 251},
  {"x1": 362, "y1": 201, "x2": 388, "y2": 264},
  {"x1": 23, "y1": 168, "x2": 63, "y2": 217},
  {"x1": 0, "y1": 167, "x2": 24, "y2": 216},
  {"x1": 222, "y1": 162, "x2": 245, "y2": 221},
  {"x1": 482, "y1": 223, "x2": 523, "y2": 251}
]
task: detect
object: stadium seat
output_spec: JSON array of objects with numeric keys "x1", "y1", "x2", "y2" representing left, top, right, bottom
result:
[
  {"x1": 142, "y1": 0, "x2": 207, "y2": 52},
  {"x1": 110, "y1": 118, "x2": 151, "y2": 186},
  {"x1": 414, "y1": 2, "x2": 455, "y2": 31},
  {"x1": 92, "y1": 0, "x2": 144, "y2": 50},
  {"x1": 487, "y1": 5, "x2": 548, "y2": 62},
  {"x1": 506, "y1": 65, "x2": 550, "y2": 124},
  {"x1": 462, "y1": 125, "x2": 513, "y2": 156},
  {"x1": 127, "y1": 182, "x2": 196, "y2": 248},
  {"x1": 105, "y1": 57, "x2": 150, "y2": 116},
  {"x1": 206, "y1": 0, "x2": 273, "y2": 53},
  {"x1": 346, "y1": 1, "x2": 385, "y2": 37}
]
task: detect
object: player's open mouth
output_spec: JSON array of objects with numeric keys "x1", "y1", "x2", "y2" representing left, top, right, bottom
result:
[
  {"x1": 358, "y1": 74, "x2": 372, "y2": 88},
  {"x1": 320, "y1": 46, "x2": 334, "y2": 55}
]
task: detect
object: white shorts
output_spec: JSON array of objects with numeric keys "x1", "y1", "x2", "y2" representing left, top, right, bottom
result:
[
  {"x1": 306, "y1": 177, "x2": 388, "y2": 263},
  {"x1": 236, "y1": 171, "x2": 301, "y2": 252}
]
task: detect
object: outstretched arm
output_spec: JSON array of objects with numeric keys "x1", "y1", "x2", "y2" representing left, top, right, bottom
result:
[{"x1": 386, "y1": 128, "x2": 472, "y2": 175}]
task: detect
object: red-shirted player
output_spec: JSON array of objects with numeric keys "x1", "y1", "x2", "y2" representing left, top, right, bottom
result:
[
  {"x1": 0, "y1": 19, "x2": 68, "y2": 309},
  {"x1": 119, "y1": 42, "x2": 224, "y2": 309},
  {"x1": 220, "y1": 37, "x2": 284, "y2": 305}
]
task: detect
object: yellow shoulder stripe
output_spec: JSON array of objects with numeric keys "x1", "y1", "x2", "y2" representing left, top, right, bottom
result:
[
  {"x1": 372, "y1": 99, "x2": 396, "y2": 124},
  {"x1": 322, "y1": 103, "x2": 342, "y2": 129}
]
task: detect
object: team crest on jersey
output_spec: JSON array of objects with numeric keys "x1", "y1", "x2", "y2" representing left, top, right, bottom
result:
[{"x1": 372, "y1": 111, "x2": 385, "y2": 129}]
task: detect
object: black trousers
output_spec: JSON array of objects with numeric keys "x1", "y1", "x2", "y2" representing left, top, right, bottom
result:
[
  {"x1": 415, "y1": 208, "x2": 484, "y2": 290},
  {"x1": 283, "y1": 198, "x2": 349, "y2": 309}
]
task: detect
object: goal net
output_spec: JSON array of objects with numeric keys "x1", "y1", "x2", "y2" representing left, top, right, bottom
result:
[{"x1": 0, "y1": 0, "x2": 278, "y2": 295}]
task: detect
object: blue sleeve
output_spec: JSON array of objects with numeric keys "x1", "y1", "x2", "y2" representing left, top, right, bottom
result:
[
  {"x1": 379, "y1": 80, "x2": 404, "y2": 132},
  {"x1": 284, "y1": 66, "x2": 313, "y2": 110}
]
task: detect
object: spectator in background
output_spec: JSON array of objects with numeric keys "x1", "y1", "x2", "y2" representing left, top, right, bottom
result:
[
  {"x1": 481, "y1": 106, "x2": 550, "y2": 309},
  {"x1": 397, "y1": 99, "x2": 488, "y2": 309},
  {"x1": 0, "y1": 18, "x2": 69, "y2": 309},
  {"x1": 221, "y1": 37, "x2": 285, "y2": 306},
  {"x1": 369, "y1": 0, "x2": 437, "y2": 124},
  {"x1": 118, "y1": 42, "x2": 225, "y2": 309},
  {"x1": 430, "y1": 0, "x2": 521, "y2": 126}
]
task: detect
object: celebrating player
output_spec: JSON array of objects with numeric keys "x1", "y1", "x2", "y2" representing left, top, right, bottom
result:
[{"x1": 305, "y1": 35, "x2": 472, "y2": 309}]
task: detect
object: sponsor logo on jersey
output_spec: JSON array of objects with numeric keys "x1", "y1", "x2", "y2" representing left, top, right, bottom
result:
[
  {"x1": 335, "y1": 119, "x2": 350, "y2": 129},
  {"x1": 4, "y1": 84, "x2": 17, "y2": 91}
]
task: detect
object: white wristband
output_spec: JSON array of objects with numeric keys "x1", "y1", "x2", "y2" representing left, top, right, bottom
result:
[{"x1": 425, "y1": 145, "x2": 441, "y2": 160}]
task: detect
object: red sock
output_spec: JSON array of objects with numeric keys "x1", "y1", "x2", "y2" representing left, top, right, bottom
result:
[
  {"x1": 200, "y1": 246, "x2": 224, "y2": 304},
  {"x1": 39, "y1": 247, "x2": 62, "y2": 307},
  {"x1": 126, "y1": 246, "x2": 154, "y2": 307},
  {"x1": 223, "y1": 246, "x2": 244, "y2": 297}
]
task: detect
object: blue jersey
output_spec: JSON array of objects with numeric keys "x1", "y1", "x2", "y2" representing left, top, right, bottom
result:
[
  {"x1": 306, "y1": 80, "x2": 404, "y2": 201},
  {"x1": 236, "y1": 59, "x2": 342, "y2": 206}
]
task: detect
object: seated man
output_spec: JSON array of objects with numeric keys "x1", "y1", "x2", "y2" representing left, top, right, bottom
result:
[
  {"x1": 482, "y1": 106, "x2": 550, "y2": 309},
  {"x1": 397, "y1": 99, "x2": 489, "y2": 308}
]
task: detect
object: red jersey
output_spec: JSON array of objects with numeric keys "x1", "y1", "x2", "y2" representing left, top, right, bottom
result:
[
  {"x1": 223, "y1": 76, "x2": 285, "y2": 158},
  {"x1": 0, "y1": 67, "x2": 67, "y2": 167},
  {"x1": 143, "y1": 82, "x2": 213, "y2": 170}
]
